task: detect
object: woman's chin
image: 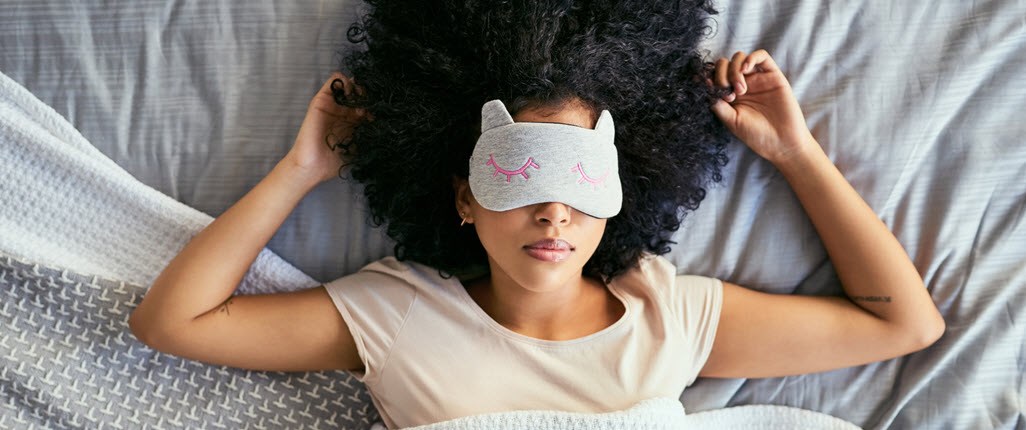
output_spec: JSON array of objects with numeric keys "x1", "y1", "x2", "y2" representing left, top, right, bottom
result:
[{"x1": 508, "y1": 257, "x2": 584, "y2": 289}]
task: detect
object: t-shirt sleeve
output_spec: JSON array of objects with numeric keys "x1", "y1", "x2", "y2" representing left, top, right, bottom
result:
[
  {"x1": 322, "y1": 258, "x2": 418, "y2": 384},
  {"x1": 672, "y1": 275, "x2": 724, "y2": 387}
]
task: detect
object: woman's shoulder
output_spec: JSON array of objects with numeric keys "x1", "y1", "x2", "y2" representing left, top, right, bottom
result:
[
  {"x1": 360, "y1": 255, "x2": 414, "y2": 274},
  {"x1": 323, "y1": 256, "x2": 453, "y2": 307},
  {"x1": 620, "y1": 254, "x2": 723, "y2": 325},
  {"x1": 614, "y1": 252, "x2": 677, "y2": 284},
  {"x1": 352, "y1": 256, "x2": 454, "y2": 289},
  {"x1": 613, "y1": 252, "x2": 720, "y2": 293}
]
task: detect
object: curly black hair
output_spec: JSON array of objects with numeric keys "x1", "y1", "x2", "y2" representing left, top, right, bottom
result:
[{"x1": 329, "y1": 0, "x2": 733, "y2": 282}]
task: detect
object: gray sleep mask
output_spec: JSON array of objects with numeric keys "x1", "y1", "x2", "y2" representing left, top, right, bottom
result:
[{"x1": 468, "y1": 99, "x2": 622, "y2": 218}]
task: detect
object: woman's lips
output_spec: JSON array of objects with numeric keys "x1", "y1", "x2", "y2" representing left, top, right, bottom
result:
[
  {"x1": 523, "y1": 247, "x2": 573, "y2": 262},
  {"x1": 524, "y1": 238, "x2": 574, "y2": 250},
  {"x1": 523, "y1": 238, "x2": 574, "y2": 262}
]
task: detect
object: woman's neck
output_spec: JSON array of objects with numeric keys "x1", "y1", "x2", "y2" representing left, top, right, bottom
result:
[{"x1": 464, "y1": 270, "x2": 620, "y2": 341}]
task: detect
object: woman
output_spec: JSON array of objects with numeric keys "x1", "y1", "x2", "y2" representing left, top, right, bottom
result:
[{"x1": 129, "y1": 1, "x2": 944, "y2": 428}]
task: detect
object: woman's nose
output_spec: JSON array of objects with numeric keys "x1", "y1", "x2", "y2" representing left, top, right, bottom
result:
[{"x1": 534, "y1": 202, "x2": 572, "y2": 226}]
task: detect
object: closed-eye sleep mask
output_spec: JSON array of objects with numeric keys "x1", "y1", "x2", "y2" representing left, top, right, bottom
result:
[{"x1": 468, "y1": 99, "x2": 622, "y2": 219}]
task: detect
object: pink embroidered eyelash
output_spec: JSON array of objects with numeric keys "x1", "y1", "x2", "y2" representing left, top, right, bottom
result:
[
  {"x1": 571, "y1": 162, "x2": 609, "y2": 188},
  {"x1": 486, "y1": 155, "x2": 608, "y2": 187},
  {"x1": 487, "y1": 154, "x2": 540, "y2": 182}
]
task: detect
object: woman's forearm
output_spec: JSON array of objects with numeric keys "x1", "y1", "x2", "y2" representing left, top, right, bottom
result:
[
  {"x1": 131, "y1": 158, "x2": 321, "y2": 330},
  {"x1": 773, "y1": 138, "x2": 944, "y2": 337}
]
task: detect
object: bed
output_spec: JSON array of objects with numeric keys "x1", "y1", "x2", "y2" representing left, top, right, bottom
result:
[{"x1": 1, "y1": 1, "x2": 1023, "y2": 429}]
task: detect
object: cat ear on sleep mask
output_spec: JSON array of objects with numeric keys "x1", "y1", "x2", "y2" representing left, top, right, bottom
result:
[{"x1": 468, "y1": 99, "x2": 622, "y2": 218}]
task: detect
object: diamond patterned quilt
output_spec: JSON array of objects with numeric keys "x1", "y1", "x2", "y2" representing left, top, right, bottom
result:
[{"x1": 0, "y1": 252, "x2": 381, "y2": 429}]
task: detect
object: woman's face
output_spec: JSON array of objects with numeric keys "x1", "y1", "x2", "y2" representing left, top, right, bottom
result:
[{"x1": 454, "y1": 99, "x2": 608, "y2": 291}]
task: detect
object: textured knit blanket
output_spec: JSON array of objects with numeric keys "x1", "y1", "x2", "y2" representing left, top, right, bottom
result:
[
  {"x1": 0, "y1": 70, "x2": 381, "y2": 428},
  {"x1": 390, "y1": 397, "x2": 860, "y2": 430},
  {"x1": 0, "y1": 70, "x2": 316, "y2": 296}
]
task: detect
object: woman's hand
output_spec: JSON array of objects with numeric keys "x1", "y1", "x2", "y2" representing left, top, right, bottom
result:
[
  {"x1": 709, "y1": 50, "x2": 816, "y2": 165},
  {"x1": 283, "y1": 72, "x2": 371, "y2": 184}
]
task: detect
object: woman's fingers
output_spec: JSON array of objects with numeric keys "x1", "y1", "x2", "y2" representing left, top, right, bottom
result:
[
  {"x1": 354, "y1": 78, "x2": 365, "y2": 97},
  {"x1": 324, "y1": 72, "x2": 348, "y2": 95},
  {"x1": 716, "y1": 50, "x2": 753, "y2": 101},
  {"x1": 710, "y1": 98, "x2": 737, "y2": 127},
  {"x1": 742, "y1": 49, "x2": 778, "y2": 74},
  {"x1": 712, "y1": 49, "x2": 779, "y2": 103},
  {"x1": 714, "y1": 58, "x2": 735, "y2": 102},
  {"x1": 341, "y1": 74, "x2": 355, "y2": 98},
  {"x1": 325, "y1": 72, "x2": 374, "y2": 122},
  {"x1": 325, "y1": 72, "x2": 374, "y2": 121},
  {"x1": 729, "y1": 51, "x2": 748, "y2": 95},
  {"x1": 714, "y1": 58, "x2": 730, "y2": 87}
]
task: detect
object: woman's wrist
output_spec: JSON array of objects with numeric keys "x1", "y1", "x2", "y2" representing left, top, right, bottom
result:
[
  {"x1": 275, "y1": 155, "x2": 328, "y2": 191},
  {"x1": 767, "y1": 133, "x2": 823, "y2": 173}
]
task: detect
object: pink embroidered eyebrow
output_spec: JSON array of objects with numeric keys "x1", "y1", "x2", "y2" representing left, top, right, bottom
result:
[
  {"x1": 487, "y1": 154, "x2": 540, "y2": 182},
  {"x1": 571, "y1": 162, "x2": 609, "y2": 188}
]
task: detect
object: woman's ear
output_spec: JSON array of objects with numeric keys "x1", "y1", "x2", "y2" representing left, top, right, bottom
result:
[{"x1": 452, "y1": 176, "x2": 472, "y2": 216}]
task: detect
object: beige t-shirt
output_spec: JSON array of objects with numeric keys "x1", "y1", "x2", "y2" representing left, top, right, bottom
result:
[{"x1": 323, "y1": 253, "x2": 723, "y2": 429}]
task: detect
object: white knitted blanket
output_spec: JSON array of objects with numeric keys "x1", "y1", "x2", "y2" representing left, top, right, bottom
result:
[
  {"x1": 0, "y1": 69, "x2": 317, "y2": 295},
  {"x1": 385, "y1": 397, "x2": 861, "y2": 430},
  {"x1": 0, "y1": 70, "x2": 386, "y2": 428}
]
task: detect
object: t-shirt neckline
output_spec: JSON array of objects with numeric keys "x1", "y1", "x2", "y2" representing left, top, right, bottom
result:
[{"x1": 446, "y1": 274, "x2": 632, "y2": 347}]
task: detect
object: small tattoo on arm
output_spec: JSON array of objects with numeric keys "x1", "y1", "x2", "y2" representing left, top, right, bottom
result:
[
  {"x1": 852, "y1": 295, "x2": 892, "y2": 303},
  {"x1": 217, "y1": 297, "x2": 234, "y2": 316}
]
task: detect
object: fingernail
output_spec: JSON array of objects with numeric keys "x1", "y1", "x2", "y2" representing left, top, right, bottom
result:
[{"x1": 735, "y1": 81, "x2": 744, "y2": 93}]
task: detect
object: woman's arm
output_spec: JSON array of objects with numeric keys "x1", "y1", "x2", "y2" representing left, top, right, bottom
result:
[
  {"x1": 698, "y1": 50, "x2": 945, "y2": 378},
  {"x1": 130, "y1": 158, "x2": 319, "y2": 331},
  {"x1": 128, "y1": 73, "x2": 368, "y2": 372}
]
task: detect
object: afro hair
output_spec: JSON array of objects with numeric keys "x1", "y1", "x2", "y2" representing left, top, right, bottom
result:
[{"x1": 330, "y1": 0, "x2": 733, "y2": 282}]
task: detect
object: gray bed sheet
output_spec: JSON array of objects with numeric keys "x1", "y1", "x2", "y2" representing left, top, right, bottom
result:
[
  {"x1": 2, "y1": 1, "x2": 1024, "y2": 429},
  {"x1": 0, "y1": 0, "x2": 394, "y2": 282}
]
